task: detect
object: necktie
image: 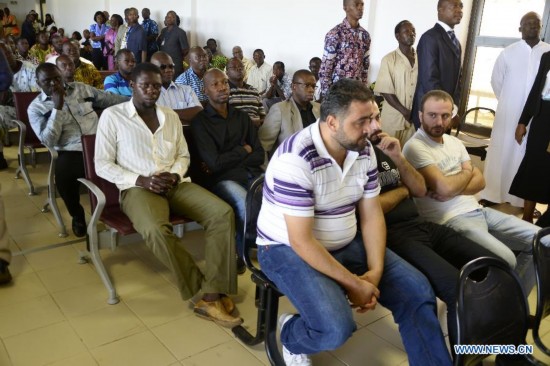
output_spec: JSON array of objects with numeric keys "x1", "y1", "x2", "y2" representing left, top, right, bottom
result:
[{"x1": 448, "y1": 30, "x2": 460, "y2": 53}]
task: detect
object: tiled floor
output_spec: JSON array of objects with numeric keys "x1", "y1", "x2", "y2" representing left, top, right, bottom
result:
[{"x1": 0, "y1": 146, "x2": 549, "y2": 366}]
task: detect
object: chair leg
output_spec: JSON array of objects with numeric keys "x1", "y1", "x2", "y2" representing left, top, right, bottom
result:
[
  {"x1": 232, "y1": 283, "x2": 269, "y2": 346},
  {"x1": 29, "y1": 147, "x2": 36, "y2": 168},
  {"x1": 15, "y1": 147, "x2": 36, "y2": 195},
  {"x1": 84, "y1": 226, "x2": 119, "y2": 305},
  {"x1": 42, "y1": 197, "x2": 68, "y2": 238},
  {"x1": 533, "y1": 325, "x2": 550, "y2": 357},
  {"x1": 265, "y1": 289, "x2": 285, "y2": 366}
]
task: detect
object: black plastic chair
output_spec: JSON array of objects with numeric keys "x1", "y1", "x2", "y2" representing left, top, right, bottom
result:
[
  {"x1": 454, "y1": 107, "x2": 494, "y2": 161},
  {"x1": 231, "y1": 176, "x2": 285, "y2": 366},
  {"x1": 455, "y1": 257, "x2": 532, "y2": 366},
  {"x1": 533, "y1": 227, "x2": 550, "y2": 356}
]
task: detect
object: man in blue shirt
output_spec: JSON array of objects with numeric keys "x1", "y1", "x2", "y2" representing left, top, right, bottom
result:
[
  {"x1": 141, "y1": 8, "x2": 159, "y2": 61},
  {"x1": 104, "y1": 49, "x2": 135, "y2": 96},
  {"x1": 122, "y1": 8, "x2": 147, "y2": 64}
]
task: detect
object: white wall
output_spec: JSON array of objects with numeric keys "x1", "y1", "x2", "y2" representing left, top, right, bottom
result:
[{"x1": 9, "y1": 0, "x2": 472, "y2": 82}]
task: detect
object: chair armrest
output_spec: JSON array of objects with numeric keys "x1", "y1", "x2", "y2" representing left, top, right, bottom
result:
[{"x1": 77, "y1": 178, "x2": 106, "y2": 237}]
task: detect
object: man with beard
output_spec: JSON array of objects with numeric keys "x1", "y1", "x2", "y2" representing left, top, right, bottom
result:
[
  {"x1": 365, "y1": 105, "x2": 497, "y2": 357},
  {"x1": 256, "y1": 79, "x2": 452, "y2": 366},
  {"x1": 151, "y1": 51, "x2": 202, "y2": 121},
  {"x1": 95, "y1": 63, "x2": 241, "y2": 328},
  {"x1": 192, "y1": 68, "x2": 264, "y2": 274},
  {"x1": 175, "y1": 46, "x2": 208, "y2": 104},
  {"x1": 259, "y1": 69, "x2": 320, "y2": 160},
  {"x1": 374, "y1": 20, "x2": 418, "y2": 146},
  {"x1": 403, "y1": 90, "x2": 543, "y2": 295}
]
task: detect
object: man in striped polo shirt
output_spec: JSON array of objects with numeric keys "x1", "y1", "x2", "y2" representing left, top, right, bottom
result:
[{"x1": 256, "y1": 79, "x2": 451, "y2": 366}]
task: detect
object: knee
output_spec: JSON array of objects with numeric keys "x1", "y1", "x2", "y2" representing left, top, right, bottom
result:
[
  {"x1": 319, "y1": 315, "x2": 355, "y2": 350},
  {"x1": 140, "y1": 221, "x2": 172, "y2": 241}
]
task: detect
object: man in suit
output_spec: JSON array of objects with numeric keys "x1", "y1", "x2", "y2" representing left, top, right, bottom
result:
[
  {"x1": 411, "y1": 0, "x2": 463, "y2": 128},
  {"x1": 259, "y1": 69, "x2": 320, "y2": 162}
]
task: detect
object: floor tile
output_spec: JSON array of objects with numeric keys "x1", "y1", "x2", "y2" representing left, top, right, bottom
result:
[
  {"x1": 3, "y1": 321, "x2": 86, "y2": 366},
  {"x1": 69, "y1": 302, "x2": 146, "y2": 348},
  {"x1": 125, "y1": 285, "x2": 188, "y2": 328},
  {"x1": 46, "y1": 352, "x2": 98, "y2": 366},
  {"x1": 0, "y1": 340, "x2": 13, "y2": 366},
  {"x1": 366, "y1": 315, "x2": 405, "y2": 351},
  {"x1": 152, "y1": 315, "x2": 232, "y2": 360},
  {"x1": 7, "y1": 253, "x2": 34, "y2": 277},
  {"x1": 0, "y1": 272, "x2": 48, "y2": 307},
  {"x1": 181, "y1": 340, "x2": 264, "y2": 366},
  {"x1": 0, "y1": 295, "x2": 65, "y2": 338},
  {"x1": 51, "y1": 281, "x2": 113, "y2": 318},
  {"x1": 23, "y1": 245, "x2": 80, "y2": 271},
  {"x1": 36, "y1": 261, "x2": 101, "y2": 293},
  {"x1": 90, "y1": 330, "x2": 176, "y2": 366},
  {"x1": 111, "y1": 267, "x2": 173, "y2": 300},
  {"x1": 331, "y1": 327, "x2": 408, "y2": 366}
]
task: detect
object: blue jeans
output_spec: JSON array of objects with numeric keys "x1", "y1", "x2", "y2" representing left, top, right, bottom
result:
[
  {"x1": 213, "y1": 180, "x2": 247, "y2": 257},
  {"x1": 258, "y1": 233, "x2": 452, "y2": 366},
  {"x1": 444, "y1": 207, "x2": 539, "y2": 293}
]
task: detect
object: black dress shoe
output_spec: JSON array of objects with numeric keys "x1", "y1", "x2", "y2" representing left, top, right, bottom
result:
[
  {"x1": 236, "y1": 256, "x2": 246, "y2": 275},
  {"x1": 72, "y1": 217, "x2": 87, "y2": 237},
  {"x1": 0, "y1": 259, "x2": 12, "y2": 285}
]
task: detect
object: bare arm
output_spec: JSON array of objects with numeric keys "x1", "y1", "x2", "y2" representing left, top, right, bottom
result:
[
  {"x1": 357, "y1": 196, "x2": 386, "y2": 289},
  {"x1": 460, "y1": 166, "x2": 485, "y2": 195},
  {"x1": 379, "y1": 184, "x2": 410, "y2": 214},
  {"x1": 418, "y1": 161, "x2": 473, "y2": 198},
  {"x1": 285, "y1": 214, "x2": 380, "y2": 311}
]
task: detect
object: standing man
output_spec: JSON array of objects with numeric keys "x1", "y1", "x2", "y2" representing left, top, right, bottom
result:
[
  {"x1": 374, "y1": 20, "x2": 418, "y2": 146},
  {"x1": 158, "y1": 10, "x2": 189, "y2": 79},
  {"x1": 28, "y1": 63, "x2": 128, "y2": 237},
  {"x1": 411, "y1": 0, "x2": 463, "y2": 128},
  {"x1": 318, "y1": 0, "x2": 370, "y2": 98},
  {"x1": 259, "y1": 69, "x2": 320, "y2": 159},
  {"x1": 308, "y1": 56, "x2": 322, "y2": 102},
  {"x1": 256, "y1": 79, "x2": 451, "y2": 366},
  {"x1": 175, "y1": 47, "x2": 208, "y2": 104},
  {"x1": 480, "y1": 12, "x2": 550, "y2": 209},
  {"x1": 151, "y1": 51, "x2": 203, "y2": 122},
  {"x1": 141, "y1": 8, "x2": 159, "y2": 61},
  {"x1": 192, "y1": 68, "x2": 264, "y2": 273},
  {"x1": 121, "y1": 8, "x2": 147, "y2": 64},
  {"x1": 247, "y1": 49, "x2": 272, "y2": 95},
  {"x1": 226, "y1": 57, "x2": 266, "y2": 127},
  {"x1": 95, "y1": 63, "x2": 242, "y2": 327}
]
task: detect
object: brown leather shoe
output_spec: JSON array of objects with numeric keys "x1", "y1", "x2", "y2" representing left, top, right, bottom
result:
[
  {"x1": 220, "y1": 294, "x2": 235, "y2": 314},
  {"x1": 194, "y1": 299, "x2": 243, "y2": 328}
]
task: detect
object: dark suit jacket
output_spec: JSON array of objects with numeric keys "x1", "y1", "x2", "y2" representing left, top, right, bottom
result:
[
  {"x1": 411, "y1": 23, "x2": 462, "y2": 127},
  {"x1": 518, "y1": 51, "x2": 550, "y2": 126}
]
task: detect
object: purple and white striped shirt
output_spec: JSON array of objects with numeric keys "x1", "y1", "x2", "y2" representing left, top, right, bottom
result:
[{"x1": 256, "y1": 121, "x2": 380, "y2": 251}]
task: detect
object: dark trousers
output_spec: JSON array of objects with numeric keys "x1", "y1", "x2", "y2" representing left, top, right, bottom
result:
[
  {"x1": 387, "y1": 220, "x2": 498, "y2": 351},
  {"x1": 91, "y1": 48, "x2": 106, "y2": 70},
  {"x1": 55, "y1": 151, "x2": 85, "y2": 220}
]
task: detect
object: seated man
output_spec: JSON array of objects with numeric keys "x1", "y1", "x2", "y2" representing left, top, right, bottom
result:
[
  {"x1": 104, "y1": 49, "x2": 135, "y2": 97},
  {"x1": 263, "y1": 61, "x2": 292, "y2": 110},
  {"x1": 28, "y1": 63, "x2": 128, "y2": 237},
  {"x1": 368, "y1": 122, "x2": 497, "y2": 353},
  {"x1": 230, "y1": 46, "x2": 253, "y2": 82},
  {"x1": 55, "y1": 55, "x2": 76, "y2": 83},
  {"x1": 0, "y1": 41, "x2": 39, "y2": 169},
  {"x1": 95, "y1": 63, "x2": 242, "y2": 328},
  {"x1": 256, "y1": 79, "x2": 451, "y2": 366},
  {"x1": 61, "y1": 41, "x2": 103, "y2": 89},
  {"x1": 259, "y1": 69, "x2": 319, "y2": 160},
  {"x1": 150, "y1": 51, "x2": 202, "y2": 122},
  {"x1": 247, "y1": 49, "x2": 271, "y2": 95},
  {"x1": 44, "y1": 34, "x2": 63, "y2": 62},
  {"x1": 175, "y1": 46, "x2": 208, "y2": 104},
  {"x1": 28, "y1": 30, "x2": 52, "y2": 63},
  {"x1": 402, "y1": 90, "x2": 542, "y2": 292},
  {"x1": 226, "y1": 57, "x2": 265, "y2": 127},
  {"x1": 192, "y1": 68, "x2": 264, "y2": 272}
]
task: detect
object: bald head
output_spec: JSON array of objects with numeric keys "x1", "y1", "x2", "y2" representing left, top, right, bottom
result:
[
  {"x1": 519, "y1": 11, "x2": 542, "y2": 42},
  {"x1": 203, "y1": 68, "x2": 229, "y2": 104},
  {"x1": 232, "y1": 46, "x2": 244, "y2": 60},
  {"x1": 188, "y1": 46, "x2": 208, "y2": 75}
]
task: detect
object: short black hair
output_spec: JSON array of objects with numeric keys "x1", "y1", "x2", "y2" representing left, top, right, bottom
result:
[
  {"x1": 93, "y1": 10, "x2": 104, "y2": 22},
  {"x1": 36, "y1": 62, "x2": 60, "y2": 77},
  {"x1": 111, "y1": 14, "x2": 124, "y2": 27},
  {"x1": 115, "y1": 48, "x2": 133, "y2": 60},
  {"x1": 309, "y1": 57, "x2": 321, "y2": 64},
  {"x1": 253, "y1": 49, "x2": 264, "y2": 56},
  {"x1": 320, "y1": 79, "x2": 376, "y2": 122},
  {"x1": 394, "y1": 20, "x2": 411, "y2": 34},
  {"x1": 273, "y1": 61, "x2": 285, "y2": 71},
  {"x1": 131, "y1": 62, "x2": 161, "y2": 82},
  {"x1": 292, "y1": 69, "x2": 314, "y2": 83}
]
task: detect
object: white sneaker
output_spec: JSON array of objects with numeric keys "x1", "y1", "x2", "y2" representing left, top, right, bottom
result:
[{"x1": 279, "y1": 313, "x2": 312, "y2": 366}]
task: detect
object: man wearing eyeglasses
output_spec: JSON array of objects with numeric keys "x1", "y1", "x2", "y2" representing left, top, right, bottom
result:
[
  {"x1": 151, "y1": 51, "x2": 202, "y2": 122},
  {"x1": 259, "y1": 69, "x2": 320, "y2": 161}
]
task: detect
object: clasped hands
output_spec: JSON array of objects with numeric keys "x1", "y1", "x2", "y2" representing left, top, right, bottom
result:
[
  {"x1": 346, "y1": 271, "x2": 381, "y2": 313},
  {"x1": 136, "y1": 172, "x2": 179, "y2": 195}
]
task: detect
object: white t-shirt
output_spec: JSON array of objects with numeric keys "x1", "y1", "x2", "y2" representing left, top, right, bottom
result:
[{"x1": 403, "y1": 128, "x2": 480, "y2": 224}]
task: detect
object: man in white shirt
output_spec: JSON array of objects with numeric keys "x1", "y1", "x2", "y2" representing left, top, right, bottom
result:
[
  {"x1": 247, "y1": 49, "x2": 271, "y2": 95},
  {"x1": 480, "y1": 12, "x2": 550, "y2": 211},
  {"x1": 150, "y1": 51, "x2": 202, "y2": 122},
  {"x1": 403, "y1": 90, "x2": 542, "y2": 294},
  {"x1": 94, "y1": 63, "x2": 242, "y2": 328}
]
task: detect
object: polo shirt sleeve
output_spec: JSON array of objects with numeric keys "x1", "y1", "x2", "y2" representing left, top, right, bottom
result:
[
  {"x1": 266, "y1": 153, "x2": 314, "y2": 217},
  {"x1": 363, "y1": 145, "x2": 381, "y2": 199}
]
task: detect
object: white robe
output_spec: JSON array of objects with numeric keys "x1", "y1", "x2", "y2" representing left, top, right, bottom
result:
[{"x1": 480, "y1": 40, "x2": 550, "y2": 207}]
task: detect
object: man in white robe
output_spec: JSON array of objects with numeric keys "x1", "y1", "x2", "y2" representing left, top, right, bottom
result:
[{"x1": 480, "y1": 12, "x2": 550, "y2": 207}]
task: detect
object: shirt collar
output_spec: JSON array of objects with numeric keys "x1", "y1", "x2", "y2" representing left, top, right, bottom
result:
[
  {"x1": 204, "y1": 102, "x2": 234, "y2": 118},
  {"x1": 342, "y1": 17, "x2": 360, "y2": 29},
  {"x1": 437, "y1": 21, "x2": 453, "y2": 32},
  {"x1": 310, "y1": 120, "x2": 360, "y2": 162},
  {"x1": 127, "y1": 99, "x2": 166, "y2": 127}
]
